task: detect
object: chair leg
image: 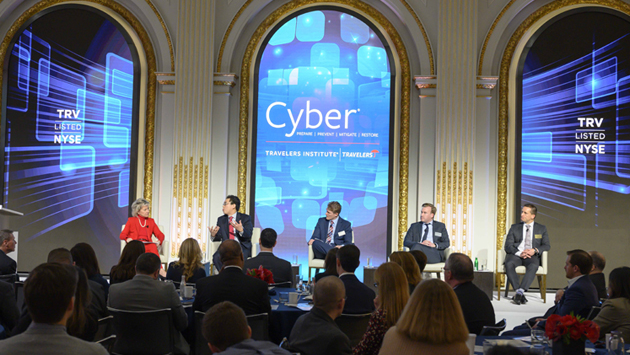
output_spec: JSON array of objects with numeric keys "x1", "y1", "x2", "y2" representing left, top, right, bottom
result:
[
  {"x1": 504, "y1": 277, "x2": 510, "y2": 298},
  {"x1": 308, "y1": 267, "x2": 312, "y2": 282},
  {"x1": 541, "y1": 275, "x2": 547, "y2": 303},
  {"x1": 496, "y1": 274, "x2": 501, "y2": 301}
]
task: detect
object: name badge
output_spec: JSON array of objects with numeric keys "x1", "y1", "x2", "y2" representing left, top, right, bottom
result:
[
  {"x1": 338, "y1": 231, "x2": 346, "y2": 236},
  {"x1": 435, "y1": 232, "x2": 442, "y2": 237},
  {"x1": 535, "y1": 234, "x2": 542, "y2": 239}
]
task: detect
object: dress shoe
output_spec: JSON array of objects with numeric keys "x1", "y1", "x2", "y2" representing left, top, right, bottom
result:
[
  {"x1": 512, "y1": 293, "x2": 523, "y2": 305},
  {"x1": 522, "y1": 295, "x2": 528, "y2": 303}
]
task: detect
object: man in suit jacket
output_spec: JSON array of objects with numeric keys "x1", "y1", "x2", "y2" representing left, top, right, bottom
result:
[
  {"x1": 504, "y1": 204, "x2": 550, "y2": 305},
  {"x1": 0, "y1": 280, "x2": 19, "y2": 335},
  {"x1": 588, "y1": 250, "x2": 607, "y2": 300},
  {"x1": 0, "y1": 263, "x2": 108, "y2": 355},
  {"x1": 444, "y1": 253, "x2": 495, "y2": 335},
  {"x1": 336, "y1": 245, "x2": 375, "y2": 314},
  {"x1": 210, "y1": 195, "x2": 254, "y2": 270},
  {"x1": 108, "y1": 253, "x2": 189, "y2": 355},
  {"x1": 194, "y1": 240, "x2": 271, "y2": 315},
  {"x1": 244, "y1": 228, "x2": 292, "y2": 284},
  {"x1": 0, "y1": 230, "x2": 17, "y2": 275},
  {"x1": 288, "y1": 276, "x2": 352, "y2": 355},
  {"x1": 308, "y1": 201, "x2": 353, "y2": 260},
  {"x1": 403, "y1": 203, "x2": 450, "y2": 263}
]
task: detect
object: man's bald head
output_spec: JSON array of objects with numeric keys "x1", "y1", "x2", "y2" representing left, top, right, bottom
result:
[
  {"x1": 313, "y1": 276, "x2": 345, "y2": 313},
  {"x1": 218, "y1": 240, "x2": 243, "y2": 267}
]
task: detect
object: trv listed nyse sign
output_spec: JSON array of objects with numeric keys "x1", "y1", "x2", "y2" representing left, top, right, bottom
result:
[{"x1": 575, "y1": 117, "x2": 606, "y2": 154}]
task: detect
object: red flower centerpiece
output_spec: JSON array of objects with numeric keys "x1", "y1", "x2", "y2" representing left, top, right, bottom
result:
[
  {"x1": 545, "y1": 313, "x2": 600, "y2": 355},
  {"x1": 246, "y1": 265, "x2": 275, "y2": 284}
]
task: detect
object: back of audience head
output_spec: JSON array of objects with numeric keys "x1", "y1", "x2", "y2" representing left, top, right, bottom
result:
[
  {"x1": 218, "y1": 239, "x2": 243, "y2": 267},
  {"x1": 202, "y1": 301, "x2": 250, "y2": 353},
  {"x1": 396, "y1": 278, "x2": 468, "y2": 345},
  {"x1": 47, "y1": 247, "x2": 73, "y2": 265},
  {"x1": 313, "y1": 276, "x2": 345, "y2": 318},
  {"x1": 375, "y1": 262, "x2": 410, "y2": 327},
  {"x1": 445, "y1": 253, "x2": 474, "y2": 286},
  {"x1": 410, "y1": 250, "x2": 427, "y2": 273},
  {"x1": 565, "y1": 249, "x2": 593, "y2": 277},
  {"x1": 608, "y1": 267, "x2": 630, "y2": 300},
  {"x1": 260, "y1": 228, "x2": 277, "y2": 249},
  {"x1": 135, "y1": 252, "x2": 161, "y2": 278},
  {"x1": 71, "y1": 242, "x2": 101, "y2": 277},
  {"x1": 177, "y1": 238, "x2": 203, "y2": 280},
  {"x1": 336, "y1": 244, "x2": 360, "y2": 273},
  {"x1": 25, "y1": 263, "x2": 78, "y2": 325},
  {"x1": 589, "y1": 251, "x2": 606, "y2": 273},
  {"x1": 111, "y1": 240, "x2": 145, "y2": 281},
  {"x1": 67, "y1": 266, "x2": 92, "y2": 338},
  {"x1": 389, "y1": 251, "x2": 421, "y2": 287},
  {"x1": 323, "y1": 248, "x2": 339, "y2": 276}
]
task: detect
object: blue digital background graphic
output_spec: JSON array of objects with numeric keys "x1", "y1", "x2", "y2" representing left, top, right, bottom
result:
[
  {"x1": 3, "y1": 8, "x2": 137, "y2": 271},
  {"x1": 254, "y1": 10, "x2": 392, "y2": 279}
]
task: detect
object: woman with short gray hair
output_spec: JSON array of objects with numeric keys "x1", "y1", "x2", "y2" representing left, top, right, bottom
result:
[{"x1": 120, "y1": 198, "x2": 164, "y2": 257}]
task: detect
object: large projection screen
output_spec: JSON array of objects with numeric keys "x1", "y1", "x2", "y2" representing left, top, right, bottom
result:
[
  {"x1": 518, "y1": 9, "x2": 630, "y2": 288},
  {"x1": 2, "y1": 6, "x2": 140, "y2": 272},
  {"x1": 252, "y1": 8, "x2": 395, "y2": 279}
]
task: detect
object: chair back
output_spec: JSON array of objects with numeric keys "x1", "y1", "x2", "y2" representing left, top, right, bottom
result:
[
  {"x1": 588, "y1": 306, "x2": 602, "y2": 320},
  {"x1": 194, "y1": 311, "x2": 212, "y2": 355},
  {"x1": 0, "y1": 274, "x2": 17, "y2": 284},
  {"x1": 14, "y1": 281, "x2": 24, "y2": 311},
  {"x1": 96, "y1": 334, "x2": 116, "y2": 353},
  {"x1": 94, "y1": 315, "x2": 114, "y2": 342},
  {"x1": 247, "y1": 313, "x2": 270, "y2": 341},
  {"x1": 479, "y1": 318, "x2": 507, "y2": 336},
  {"x1": 108, "y1": 307, "x2": 173, "y2": 355},
  {"x1": 335, "y1": 313, "x2": 372, "y2": 347}
]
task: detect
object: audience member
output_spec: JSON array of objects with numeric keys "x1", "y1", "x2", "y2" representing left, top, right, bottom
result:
[
  {"x1": 194, "y1": 240, "x2": 270, "y2": 315},
  {"x1": 0, "y1": 280, "x2": 19, "y2": 335},
  {"x1": 588, "y1": 250, "x2": 607, "y2": 299},
  {"x1": 353, "y1": 262, "x2": 409, "y2": 355},
  {"x1": 66, "y1": 266, "x2": 98, "y2": 341},
  {"x1": 410, "y1": 250, "x2": 427, "y2": 273},
  {"x1": 0, "y1": 263, "x2": 108, "y2": 355},
  {"x1": 337, "y1": 245, "x2": 375, "y2": 314},
  {"x1": 0, "y1": 230, "x2": 17, "y2": 275},
  {"x1": 593, "y1": 266, "x2": 630, "y2": 342},
  {"x1": 389, "y1": 251, "x2": 421, "y2": 294},
  {"x1": 201, "y1": 301, "x2": 290, "y2": 354},
  {"x1": 313, "y1": 248, "x2": 338, "y2": 284},
  {"x1": 444, "y1": 253, "x2": 495, "y2": 335},
  {"x1": 287, "y1": 276, "x2": 352, "y2": 355},
  {"x1": 71, "y1": 243, "x2": 109, "y2": 299},
  {"x1": 108, "y1": 253, "x2": 189, "y2": 355},
  {"x1": 379, "y1": 279, "x2": 469, "y2": 355},
  {"x1": 109, "y1": 240, "x2": 145, "y2": 284},
  {"x1": 166, "y1": 238, "x2": 206, "y2": 284},
  {"x1": 244, "y1": 228, "x2": 292, "y2": 284}
]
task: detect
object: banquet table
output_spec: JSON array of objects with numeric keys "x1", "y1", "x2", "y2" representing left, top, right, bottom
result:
[
  {"x1": 474, "y1": 335, "x2": 630, "y2": 355},
  {"x1": 268, "y1": 287, "x2": 311, "y2": 344}
]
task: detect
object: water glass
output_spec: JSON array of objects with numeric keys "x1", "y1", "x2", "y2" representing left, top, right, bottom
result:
[
  {"x1": 531, "y1": 329, "x2": 545, "y2": 346},
  {"x1": 482, "y1": 340, "x2": 493, "y2": 354},
  {"x1": 366, "y1": 257, "x2": 372, "y2": 268},
  {"x1": 292, "y1": 254, "x2": 298, "y2": 265},
  {"x1": 480, "y1": 259, "x2": 487, "y2": 270},
  {"x1": 295, "y1": 274, "x2": 303, "y2": 292}
]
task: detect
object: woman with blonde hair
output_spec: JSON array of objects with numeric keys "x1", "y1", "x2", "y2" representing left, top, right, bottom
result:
[
  {"x1": 166, "y1": 237, "x2": 206, "y2": 284},
  {"x1": 353, "y1": 262, "x2": 410, "y2": 355},
  {"x1": 120, "y1": 198, "x2": 164, "y2": 257},
  {"x1": 378, "y1": 278, "x2": 469, "y2": 355},
  {"x1": 389, "y1": 251, "x2": 422, "y2": 294}
]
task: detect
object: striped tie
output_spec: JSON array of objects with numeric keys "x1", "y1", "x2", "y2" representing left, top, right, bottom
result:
[{"x1": 326, "y1": 221, "x2": 334, "y2": 244}]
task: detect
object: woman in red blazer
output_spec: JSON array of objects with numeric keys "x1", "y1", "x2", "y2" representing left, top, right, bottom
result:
[{"x1": 120, "y1": 198, "x2": 164, "y2": 257}]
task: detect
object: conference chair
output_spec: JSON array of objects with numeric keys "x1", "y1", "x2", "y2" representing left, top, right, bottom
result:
[
  {"x1": 495, "y1": 238, "x2": 548, "y2": 302},
  {"x1": 108, "y1": 307, "x2": 174, "y2": 355},
  {"x1": 247, "y1": 313, "x2": 270, "y2": 341},
  {"x1": 587, "y1": 306, "x2": 602, "y2": 320},
  {"x1": 308, "y1": 231, "x2": 354, "y2": 281},
  {"x1": 0, "y1": 273, "x2": 17, "y2": 284},
  {"x1": 209, "y1": 227, "x2": 261, "y2": 274},
  {"x1": 335, "y1": 313, "x2": 372, "y2": 348},
  {"x1": 401, "y1": 232, "x2": 453, "y2": 279},
  {"x1": 94, "y1": 315, "x2": 114, "y2": 342},
  {"x1": 194, "y1": 311, "x2": 212, "y2": 355},
  {"x1": 120, "y1": 224, "x2": 169, "y2": 266},
  {"x1": 96, "y1": 334, "x2": 116, "y2": 354},
  {"x1": 479, "y1": 318, "x2": 507, "y2": 336}
]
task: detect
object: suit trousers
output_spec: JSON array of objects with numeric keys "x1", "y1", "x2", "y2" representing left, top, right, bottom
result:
[
  {"x1": 410, "y1": 243, "x2": 442, "y2": 264},
  {"x1": 504, "y1": 254, "x2": 540, "y2": 292},
  {"x1": 311, "y1": 239, "x2": 334, "y2": 259},
  {"x1": 212, "y1": 242, "x2": 251, "y2": 271}
]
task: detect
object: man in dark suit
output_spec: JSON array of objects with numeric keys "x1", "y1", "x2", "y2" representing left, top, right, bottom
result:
[
  {"x1": 403, "y1": 203, "x2": 450, "y2": 264},
  {"x1": 108, "y1": 253, "x2": 189, "y2": 355},
  {"x1": 504, "y1": 203, "x2": 550, "y2": 305},
  {"x1": 209, "y1": 195, "x2": 254, "y2": 270},
  {"x1": 194, "y1": 240, "x2": 271, "y2": 315},
  {"x1": 287, "y1": 276, "x2": 352, "y2": 355},
  {"x1": 244, "y1": 228, "x2": 292, "y2": 284},
  {"x1": 308, "y1": 201, "x2": 353, "y2": 260},
  {"x1": 0, "y1": 280, "x2": 19, "y2": 335},
  {"x1": 588, "y1": 250, "x2": 607, "y2": 300},
  {"x1": 444, "y1": 253, "x2": 495, "y2": 335},
  {"x1": 0, "y1": 230, "x2": 17, "y2": 275},
  {"x1": 336, "y1": 245, "x2": 375, "y2": 314}
]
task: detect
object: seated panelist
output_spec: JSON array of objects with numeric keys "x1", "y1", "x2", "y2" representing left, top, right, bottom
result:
[
  {"x1": 120, "y1": 198, "x2": 164, "y2": 257},
  {"x1": 209, "y1": 195, "x2": 253, "y2": 270},
  {"x1": 403, "y1": 202, "x2": 450, "y2": 264},
  {"x1": 308, "y1": 201, "x2": 353, "y2": 260}
]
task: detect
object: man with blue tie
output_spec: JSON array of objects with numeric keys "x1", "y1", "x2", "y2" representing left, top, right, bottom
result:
[
  {"x1": 308, "y1": 202, "x2": 353, "y2": 260},
  {"x1": 403, "y1": 203, "x2": 450, "y2": 264}
]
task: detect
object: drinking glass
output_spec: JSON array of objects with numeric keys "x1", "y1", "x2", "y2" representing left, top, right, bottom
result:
[
  {"x1": 366, "y1": 257, "x2": 372, "y2": 268},
  {"x1": 482, "y1": 340, "x2": 493, "y2": 355},
  {"x1": 531, "y1": 329, "x2": 545, "y2": 346},
  {"x1": 295, "y1": 274, "x2": 304, "y2": 292},
  {"x1": 292, "y1": 255, "x2": 298, "y2": 265}
]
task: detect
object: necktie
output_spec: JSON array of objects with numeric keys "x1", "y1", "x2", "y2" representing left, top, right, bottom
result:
[
  {"x1": 228, "y1": 216, "x2": 235, "y2": 240},
  {"x1": 326, "y1": 221, "x2": 334, "y2": 244},
  {"x1": 524, "y1": 225, "x2": 532, "y2": 250},
  {"x1": 421, "y1": 223, "x2": 429, "y2": 242}
]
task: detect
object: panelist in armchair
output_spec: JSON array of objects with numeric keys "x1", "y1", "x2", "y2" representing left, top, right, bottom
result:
[
  {"x1": 120, "y1": 198, "x2": 164, "y2": 257},
  {"x1": 308, "y1": 201, "x2": 353, "y2": 259},
  {"x1": 403, "y1": 203, "x2": 450, "y2": 264},
  {"x1": 209, "y1": 195, "x2": 253, "y2": 270}
]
